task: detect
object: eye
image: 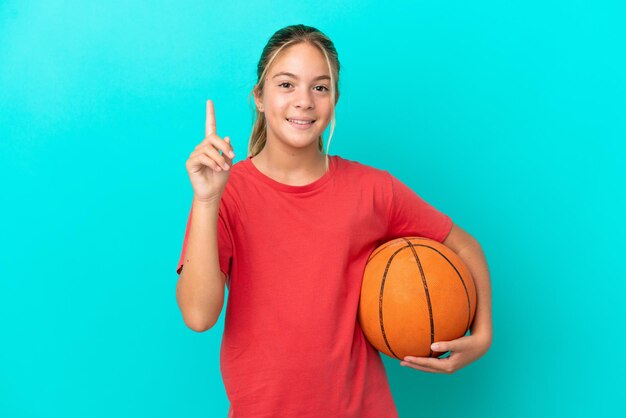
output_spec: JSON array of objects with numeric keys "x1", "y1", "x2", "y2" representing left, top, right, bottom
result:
[
  {"x1": 279, "y1": 82, "x2": 293, "y2": 88},
  {"x1": 315, "y1": 85, "x2": 329, "y2": 92}
]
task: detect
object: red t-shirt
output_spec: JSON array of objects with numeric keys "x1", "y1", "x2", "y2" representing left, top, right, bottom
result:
[{"x1": 176, "y1": 154, "x2": 453, "y2": 418}]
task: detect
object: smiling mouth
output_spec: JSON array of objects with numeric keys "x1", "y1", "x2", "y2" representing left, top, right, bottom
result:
[{"x1": 286, "y1": 118, "x2": 316, "y2": 125}]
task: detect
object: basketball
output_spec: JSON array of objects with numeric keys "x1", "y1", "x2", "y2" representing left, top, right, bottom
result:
[{"x1": 358, "y1": 237, "x2": 477, "y2": 360}]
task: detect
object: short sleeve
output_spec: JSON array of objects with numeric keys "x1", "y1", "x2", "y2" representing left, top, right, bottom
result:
[
  {"x1": 385, "y1": 171, "x2": 453, "y2": 243},
  {"x1": 176, "y1": 200, "x2": 234, "y2": 281}
]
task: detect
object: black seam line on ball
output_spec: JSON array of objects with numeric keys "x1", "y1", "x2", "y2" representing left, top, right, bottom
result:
[
  {"x1": 379, "y1": 246, "x2": 404, "y2": 360},
  {"x1": 377, "y1": 238, "x2": 473, "y2": 359},
  {"x1": 368, "y1": 237, "x2": 405, "y2": 262},
  {"x1": 403, "y1": 239, "x2": 435, "y2": 358},
  {"x1": 406, "y1": 241, "x2": 474, "y2": 341}
]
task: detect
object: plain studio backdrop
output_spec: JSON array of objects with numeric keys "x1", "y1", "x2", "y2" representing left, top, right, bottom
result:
[{"x1": 1, "y1": 1, "x2": 624, "y2": 417}]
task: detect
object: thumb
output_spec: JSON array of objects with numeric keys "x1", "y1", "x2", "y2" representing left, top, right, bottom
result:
[
  {"x1": 432, "y1": 335, "x2": 471, "y2": 352},
  {"x1": 431, "y1": 341, "x2": 451, "y2": 352}
]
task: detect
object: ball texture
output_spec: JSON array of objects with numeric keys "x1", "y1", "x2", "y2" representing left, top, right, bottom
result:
[{"x1": 358, "y1": 237, "x2": 477, "y2": 359}]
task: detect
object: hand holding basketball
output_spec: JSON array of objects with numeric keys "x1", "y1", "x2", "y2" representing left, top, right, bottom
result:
[
  {"x1": 359, "y1": 237, "x2": 477, "y2": 360},
  {"x1": 359, "y1": 236, "x2": 490, "y2": 373},
  {"x1": 185, "y1": 99, "x2": 236, "y2": 203},
  {"x1": 400, "y1": 332, "x2": 492, "y2": 374}
]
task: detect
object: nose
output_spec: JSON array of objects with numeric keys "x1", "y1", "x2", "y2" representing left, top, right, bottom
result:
[{"x1": 293, "y1": 88, "x2": 315, "y2": 109}]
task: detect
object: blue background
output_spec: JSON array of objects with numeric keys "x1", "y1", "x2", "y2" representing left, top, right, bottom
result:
[{"x1": 1, "y1": 1, "x2": 624, "y2": 417}]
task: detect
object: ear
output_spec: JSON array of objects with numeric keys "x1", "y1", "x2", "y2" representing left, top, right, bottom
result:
[{"x1": 253, "y1": 86, "x2": 264, "y2": 113}]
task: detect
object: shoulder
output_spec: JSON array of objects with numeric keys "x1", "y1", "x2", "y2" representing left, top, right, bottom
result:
[{"x1": 335, "y1": 155, "x2": 391, "y2": 185}]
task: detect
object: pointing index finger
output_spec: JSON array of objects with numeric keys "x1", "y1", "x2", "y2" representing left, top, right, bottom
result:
[{"x1": 206, "y1": 99, "x2": 217, "y2": 137}]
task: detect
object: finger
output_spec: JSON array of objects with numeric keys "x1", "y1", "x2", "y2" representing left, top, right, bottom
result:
[
  {"x1": 206, "y1": 99, "x2": 217, "y2": 137},
  {"x1": 192, "y1": 144, "x2": 230, "y2": 170},
  {"x1": 404, "y1": 356, "x2": 450, "y2": 371},
  {"x1": 187, "y1": 150, "x2": 222, "y2": 173},
  {"x1": 205, "y1": 134, "x2": 235, "y2": 163},
  {"x1": 197, "y1": 153, "x2": 223, "y2": 172},
  {"x1": 431, "y1": 342, "x2": 448, "y2": 352},
  {"x1": 400, "y1": 361, "x2": 444, "y2": 374},
  {"x1": 194, "y1": 134, "x2": 214, "y2": 150},
  {"x1": 222, "y1": 136, "x2": 235, "y2": 161},
  {"x1": 432, "y1": 335, "x2": 470, "y2": 353},
  {"x1": 191, "y1": 140, "x2": 221, "y2": 161},
  {"x1": 194, "y1": 134, "x2": 235, "y2": 161}
]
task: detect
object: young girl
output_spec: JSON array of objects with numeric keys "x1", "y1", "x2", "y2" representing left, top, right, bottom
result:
[{"x1": 176, "y1": 24, "x2": 493, "y2": 418}]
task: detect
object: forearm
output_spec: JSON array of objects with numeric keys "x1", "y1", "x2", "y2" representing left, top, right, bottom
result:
[
  {"x1": 456, "y1": 241, "x2": 493, "y2": 342},
  {"x1": 176, "y1": 197, "x2": 225, "y2": 331}
]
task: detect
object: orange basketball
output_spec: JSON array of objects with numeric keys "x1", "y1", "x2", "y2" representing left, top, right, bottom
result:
[{"x1": 358, "y1": 237, "x2": 477, "y2": 360}]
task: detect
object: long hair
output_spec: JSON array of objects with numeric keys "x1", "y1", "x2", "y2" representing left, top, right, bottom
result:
[{"x1": 247, "y1": 24, "x2": 341, "y2": 172}]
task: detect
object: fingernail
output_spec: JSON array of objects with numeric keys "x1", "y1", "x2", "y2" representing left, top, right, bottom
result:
[
  {"x1": 224, "y1": 163, "x2": 229, "y2": 169},
  {"x1": 229, "y1": 151, "x2": 235, "y2": 158},
  {"x1": 431, "y1": 343, "x2": 440, "y2": 350}
]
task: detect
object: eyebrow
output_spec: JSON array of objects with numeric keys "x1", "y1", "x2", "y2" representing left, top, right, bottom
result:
[{"x1": 272, "y1": 71, "x2": 331, "y2": 81}]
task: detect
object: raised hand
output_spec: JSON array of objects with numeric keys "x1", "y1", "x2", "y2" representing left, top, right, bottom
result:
[{"x1": 185, "y1": 99, "x2": 236, "y2": 203}]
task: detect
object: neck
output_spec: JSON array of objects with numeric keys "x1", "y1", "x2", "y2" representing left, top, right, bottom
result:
[{"x1": 252, "y1": 144, "x2": 327, "y2": 183}]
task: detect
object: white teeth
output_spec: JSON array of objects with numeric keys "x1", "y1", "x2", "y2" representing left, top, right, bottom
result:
[{"x1": 288, "y1": 119, "x2": 314, "y2": 125}]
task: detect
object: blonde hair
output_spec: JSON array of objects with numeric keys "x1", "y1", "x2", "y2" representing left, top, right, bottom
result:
[{"x1": 247, "y1": 24, "x2": 341, "y2": 172}]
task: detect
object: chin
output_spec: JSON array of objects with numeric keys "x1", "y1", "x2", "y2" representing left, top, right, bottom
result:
[{"x1": 285, "y1": 138, "x2": 319, "y2": 150}]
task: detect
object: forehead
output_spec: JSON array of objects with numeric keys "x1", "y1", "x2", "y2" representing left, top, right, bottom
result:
[{"x1": 269, "y1": 43, "x2": 329, "y2": 79}]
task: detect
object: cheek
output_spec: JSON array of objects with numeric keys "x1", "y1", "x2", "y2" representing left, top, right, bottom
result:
[
  {"x1": 265, "y1": 99, "x2": 288, "y2": 118},
  {"x1": 317, "y1": 98, "x2": 332, "y2": 114},
  {"x1": 266, "y1": 111, "x2": 286, "y2": 127}
]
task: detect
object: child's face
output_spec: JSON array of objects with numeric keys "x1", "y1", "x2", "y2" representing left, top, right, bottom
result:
[{"x1": 254, "y1": 42, "x2": 333, "y2": 153}]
